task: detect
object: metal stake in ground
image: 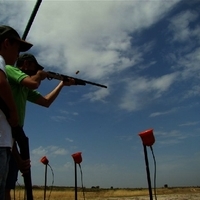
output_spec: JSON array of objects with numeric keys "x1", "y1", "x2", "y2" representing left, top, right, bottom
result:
[
  {"x1": 143, "y1": 144, "x2": 153, "y2": 200},
  {"x1": 72, "y1": 152, "x2": 83, "y2": 200},
  {"x1": 40, "y1": 156, "x2": 49, "y2": 200},
  {"x1": 139, "y1": 129, "x2": 155, "y2": 200}
]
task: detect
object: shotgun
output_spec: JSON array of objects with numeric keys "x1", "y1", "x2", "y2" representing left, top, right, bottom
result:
[{"x1": 47, "y1": 71, "x2": 107, "y2": 88}]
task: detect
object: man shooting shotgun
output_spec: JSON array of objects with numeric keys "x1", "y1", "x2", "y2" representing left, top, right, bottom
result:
[
  {"x1": 6, "y1": 53, "x2": 106, "y2": 200},
  {"x1": 5, "y1": 53, "x2": 76, "y2": 200}
]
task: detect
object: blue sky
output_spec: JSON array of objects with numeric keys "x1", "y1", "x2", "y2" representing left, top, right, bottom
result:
[{"x1": 1, "y1": 0, "x2": 200, "y2": 189}]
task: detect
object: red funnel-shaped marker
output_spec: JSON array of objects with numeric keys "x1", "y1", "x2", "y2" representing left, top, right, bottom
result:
[
  {"x1": 72, "y1": 152, "x2": 82, "y2": 164},
  {"x1": 139, "y1": 129, "x2": 155, "y2": 146},
  {"x1": 40, "y1": 156, "x2": 49, "y2": 165}
]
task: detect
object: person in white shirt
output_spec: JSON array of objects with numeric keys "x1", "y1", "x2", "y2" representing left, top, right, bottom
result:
[{"x1": 0, "y1": 25, "x2": 32, "y2": 200}]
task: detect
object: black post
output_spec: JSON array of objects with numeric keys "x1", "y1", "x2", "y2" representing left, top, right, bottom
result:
[
  {"x1": 22, "y1": 0, "x2": 42, "y2": 40},
  {"x1": 143, "y1": 144, "x2": 153, "y2": 200},
  {"x1": 44, "y1": 164, "x2": 47, "y2": 200},
  {"x1": 74, "y1": 162, "x2": 78, "y2": 200}
]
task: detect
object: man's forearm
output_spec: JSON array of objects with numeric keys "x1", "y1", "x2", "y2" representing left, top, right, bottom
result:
[
  {"x1": 44, "y1": 81, "x2": 64, "y2": 107},
  {"x1": 36, "y1": 81, "x2": 64, "y2": 107}
]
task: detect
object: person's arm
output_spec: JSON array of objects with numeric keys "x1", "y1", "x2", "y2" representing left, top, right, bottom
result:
[
  {"x1": 35, "y1": 78, "x2": 75, "y2": 107},
  {"x1": 20, "y1": 70, "x2": 48, "y2": 90},
  {"x1": 0, "y1": 70, "x2": 18, "y2": 126}
]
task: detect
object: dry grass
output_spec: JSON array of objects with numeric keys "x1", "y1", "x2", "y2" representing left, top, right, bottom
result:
[{"x1": 11, "y1": 187, "x2": 200, "y2": 200}]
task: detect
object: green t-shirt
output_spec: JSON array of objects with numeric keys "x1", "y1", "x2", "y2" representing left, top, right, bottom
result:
[{"x1": 5, "y1": 65, "x2": 42, "y2": 126}]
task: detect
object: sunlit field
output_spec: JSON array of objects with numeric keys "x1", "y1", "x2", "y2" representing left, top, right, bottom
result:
[{"x1": 11, "y1": 186, "x2": 200, "y2": 200}]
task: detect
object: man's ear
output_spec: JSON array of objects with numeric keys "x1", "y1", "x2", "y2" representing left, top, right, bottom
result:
[{"x1": 2, "y1": 38, "x2": 10, "y2": 49}]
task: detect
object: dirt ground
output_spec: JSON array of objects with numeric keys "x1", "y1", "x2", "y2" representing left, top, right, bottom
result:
[
  {"x1": 106, "y1": 193, "x2": 200, "y2": 200},
  {"x1": 12, "y1": 187, "x2": 200, "y2": 200}
]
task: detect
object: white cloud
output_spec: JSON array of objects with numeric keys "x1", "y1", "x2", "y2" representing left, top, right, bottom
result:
[
  {"x1": 169, "y1": 10, "x2": 199, "y2": 42},
  {"x1": 32, "y1": 146, "x2": 48, "y2": 156},
  {"x1": 53, "y1": 148, "x2": 68, "y2": 155},
  {"x1": 65, "y1": 137, "x2": 73, "y2": 142},
  {"x1": 155, "y1": 130, "x2": 188, "y2": 146},
  {"x1": 151, "y1": 73, "x2": 179, "y2": 95},
  {"x1": 59, "y1": 110, "x2": 79, "y2": 116},
  {"x1": 149, "y1": 108, "x2": 177, "y2": 117},
  {"x1": 1, "y1": 0, "x2": 181, "y2": 77},
  {"x1": 50, "y1": 115, "x2": 67, "y2": 122},
  {"x1": 83, "y1": 87, "x2": 110, "y2": 102},
  {"x1": 183, "y1": 85, "x2": 200, "y2": 99},
  {"x1": 178, "y1": 47, "x2": 200, "y2": 79},
  {"x1": 179, "y1": 121, "x2": 199, "y2": 127},
  {"x1": 32, "y1": 145, "x2": 68, "y2": 156},
  {"x1": 119, "y1": 72, "x2": 178, "y2": 111}
]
